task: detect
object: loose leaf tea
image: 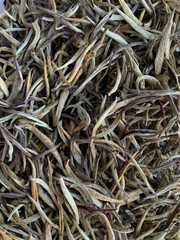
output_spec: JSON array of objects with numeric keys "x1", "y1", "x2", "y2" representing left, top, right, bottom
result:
[{"x1": 0, "y1": 0, "x2": 180, "y2": 239}]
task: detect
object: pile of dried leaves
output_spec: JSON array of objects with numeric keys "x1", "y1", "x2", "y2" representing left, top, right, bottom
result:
[{"x1": 0, "y1": 0, "x2": 180, "y2": 239}]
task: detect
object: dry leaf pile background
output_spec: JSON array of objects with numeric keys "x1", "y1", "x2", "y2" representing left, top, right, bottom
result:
[{"x1": 0, "y1": 0, "x2": 180, "y2": 239}]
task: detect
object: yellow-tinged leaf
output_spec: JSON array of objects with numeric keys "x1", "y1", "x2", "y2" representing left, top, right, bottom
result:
[
  {"x1": 0, "y1": 229, "x2": 12, "y2": 240},
  {"x1": 28, "y1": 159, "x2": 38, "y2": 211},
  {"x1": 0, "y1": 162, "x2": 25, "y2": 187},
  {"x1": 87, "y1": 187, "x2": 126, "y2": 204},
  {"x1": 67, "y1": 38, "x2": 97, "y2": 83},
  {"x1": 118, "y1": 0, "x2": 142, "y2": 25},
  {"x1": 57, "y1": 196, "x2": 64, "y2": 240},
  {"x1": 86, "y1": 211, "x2": 115, "y2": 240}
]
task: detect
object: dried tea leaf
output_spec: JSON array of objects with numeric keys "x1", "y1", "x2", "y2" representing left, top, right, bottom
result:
[
  {"x1": 86, "y1": 211, "x2": 115, "y2": 240},
  {"x1": 0, "y1": 76, "x2": 9, "y2": 97},
  {"x1": 28, "y1": 195, "x2": 60, "y2": 230},
  {"x1": 0, "y1": 1, "x2": 179, "y2": 239},
  {"x1": 60, "y1": 178, "x2": 79, "y2": 224},
  {"x1": 155, "y1": 13, "x2": 174, "y2": 75}
]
